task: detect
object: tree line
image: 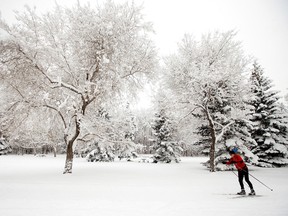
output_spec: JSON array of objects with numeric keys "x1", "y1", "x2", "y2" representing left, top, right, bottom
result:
[{"x1": 0, "y1": 0, "x2": 287, "y2": 173}]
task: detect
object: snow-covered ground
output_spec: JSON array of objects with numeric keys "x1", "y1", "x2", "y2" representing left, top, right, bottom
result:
[{"x1": 0, "y1": 155, "x2": 287, "y2": 216}]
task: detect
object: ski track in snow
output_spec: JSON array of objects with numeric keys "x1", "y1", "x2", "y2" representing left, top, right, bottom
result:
[{"x1": 0, "y1": 155, "x2": 287, "y2": 216}]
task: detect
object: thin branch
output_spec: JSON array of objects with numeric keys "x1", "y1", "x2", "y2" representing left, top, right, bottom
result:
[
  {"x1": 214, "y1": 121, "x2": 224, "y2": 128},
  {"x1": 7, "y1": 83, "x2": 25, "y2": 99},
  {"x1": 6, "y1": 101, "x2": 21, "y2": 112},
  {"x1": 16, "y1": 45, "x2": 83, "y2": 96},
  {"x1": 179, "y1": 106, "x2": 199, "y2": 122},
  {"x1": 43, "y1": 104, "x2": 67, "y2": 129}
]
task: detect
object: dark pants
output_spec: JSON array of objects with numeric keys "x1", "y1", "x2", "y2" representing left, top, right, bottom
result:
[{"x1": 238, "y1": 168, "x2": 253, "y2": 190}]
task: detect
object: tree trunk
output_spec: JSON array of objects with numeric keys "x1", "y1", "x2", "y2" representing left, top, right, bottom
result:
[
  {"x1": 63, "y1": 118, "x2": 80, "y2": 174},
  {"x1": 53, "y1": 146, "x2": 57, "y2": 157},
  {"x1": 204, "y1": 106, "x2": 216, "y2": 172},
  {"x1": 209, "y1": 130, "x2": 216, "y2": 172},
  {"x1": 63, "y1": 142, "x2": 73, "y2": 174}
]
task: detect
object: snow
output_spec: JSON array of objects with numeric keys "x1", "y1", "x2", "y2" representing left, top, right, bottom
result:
[{"x1": 0, "y1": 155, "x2": 288, "y2": 216}]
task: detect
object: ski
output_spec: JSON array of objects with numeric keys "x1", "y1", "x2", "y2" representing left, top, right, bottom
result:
[
  {"x1": 231, "y1": 195, "x2": 263, "y2": 199},
  {"x1": 215, "y1": 193, "x2": 263, "y2": 198}
]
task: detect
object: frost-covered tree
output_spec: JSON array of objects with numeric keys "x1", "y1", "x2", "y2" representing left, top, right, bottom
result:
[
  {"x1": 0, "y1": 68, "x2": 62, "y2": 156},
  {"x1": 6, "y1": 107, "x2": 63, "y2": 156},
  {"x1": 122, "y1": 103, "x2": 138, "y2": 142},
  {"x1": 249, "y1": 62, "x2": 288, "y2": 167},
  {"x1": 164, "y1": 31, "x2": 253, "y2": 171},
  {"x1": 132, "y1": 108, "x2": 154, "y2": 154},
  {"x1": 0, "y1": 1, "x2": 157, "y2": 173},
  {"x1": 151, "y1": 110, "x2": 182, "y2": 163},
  {"x1": 0, "y1": 42, "x2": 47, "y2": 149}
]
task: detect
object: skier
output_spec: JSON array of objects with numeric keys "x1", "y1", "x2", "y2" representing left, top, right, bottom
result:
[{"x1": 223, "y1": 149, "x2": 256, "y2": 195}]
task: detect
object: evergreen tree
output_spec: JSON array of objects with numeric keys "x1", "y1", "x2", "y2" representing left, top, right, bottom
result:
[
  {"x1": 86, "y1": 141, "x2": 115, "y2": 162},
  {"x1": 249, "y1": 62, "x2": 288, "y2": 167},
  {"x1": 214, "y1": 119, "x2": 259, "y2": 170},
  {"x1": 151, "y1": 110, "x2": 182, "y2": 163},
  {"x1": 194, "y1": 85, "x2": 258, "y2": 170},
  {"x1": 123, "y1": 103, "x2": 137, "y2": 142}
]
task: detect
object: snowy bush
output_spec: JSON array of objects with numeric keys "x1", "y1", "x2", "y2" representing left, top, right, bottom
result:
[
  {"x1": 85, "y1": 140, "x2": 142, "y2": 162},
  {"x1": 0, "y1": 138, "x2": 11, "y2": 155},
  {"x1": 130, "y1": 155, "x2": 154, "y2": 163},
  {"x1": 118, "y1": 151, "x2": 138, "y2": 161},
  {"x1": 152, "y1": 141, "x2": 183, "y2": 163},
  {"x1": 114, "y1": 142, "x2": 142, "y2": 161},
  {"x1": 86, "y1": 143, "x2": 115, "y2": 162}
]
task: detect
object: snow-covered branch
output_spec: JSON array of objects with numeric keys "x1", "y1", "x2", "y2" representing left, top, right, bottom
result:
[{"x1": 215, "y1": 120, "x2": 235, "y2": 143}]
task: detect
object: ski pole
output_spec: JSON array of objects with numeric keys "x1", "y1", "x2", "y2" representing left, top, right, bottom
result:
[
  {"x1": 231, "y1": 169, "x2": 238, "y2": 177},
  {"x1": 225, "y1": 164, "x2": 238, "y2": 177},
  {"x1": 241, "y1": 168, "x2": 274, "y2": 191},
  {"x1": 247, "y1": 172, "x2": 273, "y2": 191},
  {"x1": 228, "y1": 167, "x2": 249, "y2": 187}
]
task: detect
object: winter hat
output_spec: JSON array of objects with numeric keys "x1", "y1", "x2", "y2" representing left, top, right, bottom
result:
[
  {"x1": 228, "y1": 147, "x2": 238, "y2": 155},
  {"x1": 229, "y1": 150, "x2": 235, "y2": 155},
  {"x1": 232, "y1": 147, "x2": 238, "y2": 153}
]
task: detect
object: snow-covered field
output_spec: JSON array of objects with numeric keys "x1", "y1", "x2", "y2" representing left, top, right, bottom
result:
[{"x1": 0, "y1": 155, "x2": 287, "y2": 216}]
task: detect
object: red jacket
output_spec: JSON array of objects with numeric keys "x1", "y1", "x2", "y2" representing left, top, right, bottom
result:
[{"x1": 226, "y1": 154, "x2": 247, "y2": 170}]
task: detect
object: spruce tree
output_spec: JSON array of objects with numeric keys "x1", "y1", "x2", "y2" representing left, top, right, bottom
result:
[
  {"x1": 152, "y1": 110, "x2": 182, "y2": 163},
  {"x1": 194, "y1": 87, "x2": 258, "y2": 170},
  {"x1": 249, "y1": 62, "x2": 288, "y2": 167},
  {"x1": 214, "y1": 119, "x2": 259, "y2": 170}
]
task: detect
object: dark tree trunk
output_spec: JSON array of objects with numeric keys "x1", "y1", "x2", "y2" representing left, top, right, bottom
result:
[
  {"x1": 62, "y1": 94, "x2": 92, "y2": 174},
  {"x1": 63, "y1": 142, "x2": 74, "y2": 174},
  {"x1": 63, "y1": 118, "x2": 80, "y2": 174},
  {"x1": 209, "y1": 129, "x2": 216, "y2": 172},
  {"x1": 203, "y1": 106, "x2": 216, "y2": 172}
]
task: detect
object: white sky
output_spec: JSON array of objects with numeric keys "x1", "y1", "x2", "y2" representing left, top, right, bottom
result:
[{"x1": 0, "y1": 0, "x2": 287, "y2": 96}]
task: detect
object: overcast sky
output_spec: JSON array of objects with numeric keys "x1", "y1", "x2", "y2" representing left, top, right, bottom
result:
[{"x1": 0, "y1": 0, "x2": 287, "y2": 96}]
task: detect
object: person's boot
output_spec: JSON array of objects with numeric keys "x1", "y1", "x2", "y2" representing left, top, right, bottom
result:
[
  {"x1": 248, "y1": 189, "x2": 256, "y2": 196},
  {"x1": 237, "y1": 189, "x2": 246, "y2": 195}
]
